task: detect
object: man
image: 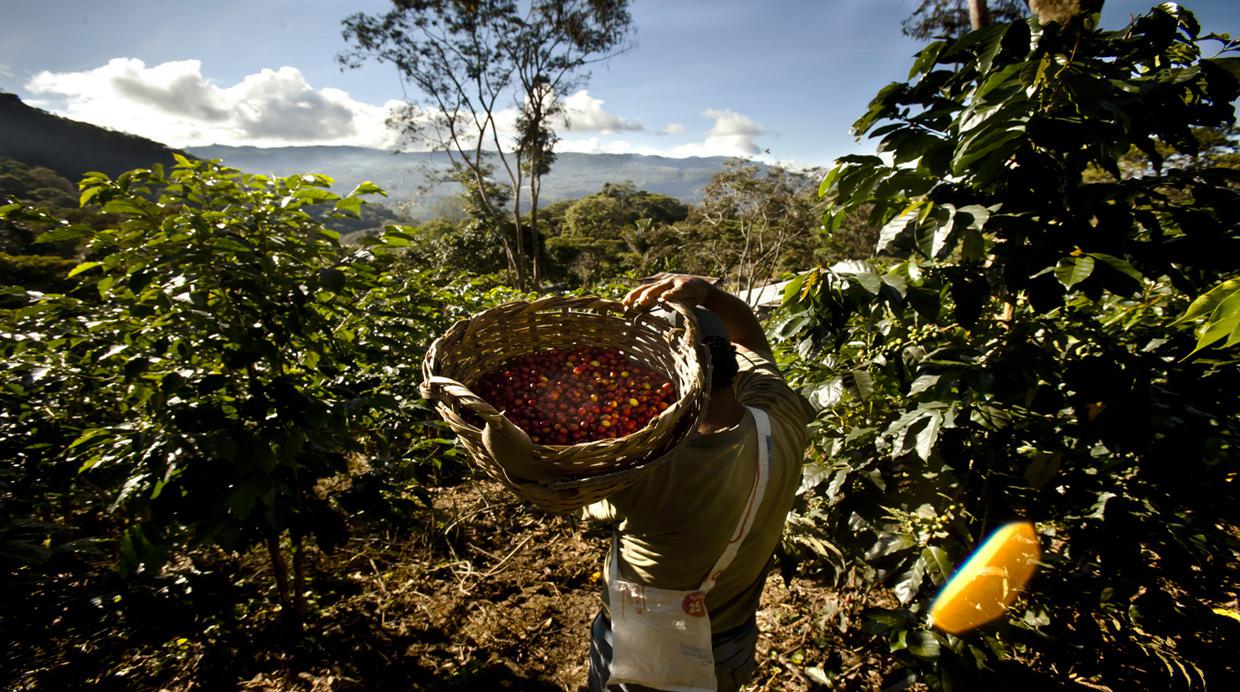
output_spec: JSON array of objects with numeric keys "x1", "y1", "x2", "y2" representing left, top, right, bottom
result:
[{"x1": 584, "y1": 273, "x2": 815, "y2": 691}]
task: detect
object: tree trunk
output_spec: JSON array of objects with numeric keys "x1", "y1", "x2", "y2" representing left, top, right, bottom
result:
[
  {"x1": 265, "y1": 533, "x2": 292, "y2": 612},
  {"x1": 529, "y1": 175, "x2": 543, "y2": 290},
  {"x1": 292, "y1": 534, "x2": 306, "y2": 625},
  {"x1": 969, "y1": 0, "x2": 991, "y2": 30},
  {"x1": 511, "y1": 203, "x2": 528, "y2": 291},
  {"x1": 499, "y1": 236, "x2": 519, "y2": 280}
]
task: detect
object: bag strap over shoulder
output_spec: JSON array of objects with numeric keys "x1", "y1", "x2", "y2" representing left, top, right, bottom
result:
[{"x1": 699, "y1": 406, "x2": 772, "y2": 594}]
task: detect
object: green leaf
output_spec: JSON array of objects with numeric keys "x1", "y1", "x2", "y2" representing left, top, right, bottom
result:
[
  {"x1": 952, "y1": 124, "x2": 1025, "y2": 177},
  {"x1": 876, "y1": 203, "x2": 924, "y2": 255},
  {"x1": 1186, "y1": 290, "x2": 1240, "y2": 356},
  {"x1": 1087, "y1": 253, "x2": 1144, "y2": 284},
  {"x1": 977, "y1": 23, "x2": 1012, "y2": 74},
  {"x1": 907, "y1": 630, "x2": 942, "y2": 660},
  {"x1": 1225, "y1": 318, "x2": 1240, "y2": 349},
  {"x1": 102, "y1": 199, "x2": 148, "y2": 216},
  {"x1": 913, "y1": 412, "x2": 943, "y2": 461},
  {"x1": 806, "y1": 378, "x2": 844, "y2": 410},
  {"x1": 79, "y1": 185, "x2": 105, "y2": 207},
  {"x1": 922, "y1": 546, "x2": 952, "y2": 585},
  {"x1": 381, "y1": 231, "x2": 411, "y2": 247},
  {"x1": 861, "y1": 608, "x2": 911, "y2": 635},
  {"x1": 67, "y1": 261, "x2": 102, "y2": 278},
  {"x1": 866, "y1": 532, "x2": 916, "y2": 561},
  {"x1": 851, "y1": 271, "x2": 883, "y2": 294},
  {"x1": 1055, "y1": 255, "x2": 1095, "y2": 288},
  {"x1": 334, "y1": 195, "x2": 363, "y2": 216},
  {"x1": 68, "y1": 427, "x2": 110, "y2": 450},
  {"x1": 349, "y1": 181, "x2": 387, "y2": 197},
  {"x1": 908, "y1": 374, "x2": 941, "y2": 396},
  {"x1": 930, "y1": 217, "x2": 959, "y2": 259},
  {"x1": 894, "y1": 557, "x2": 926, "y2": 605},
  {"x1": 782, "y1": 273, "x2": 807, "y2": 304},
  {"x1": 908, "y1": 41, "x2": 946, "y2": 79},
  {"x1": 852, "y1": 82, "x2": 906, "y2": 136},
  {"x1": 957, "y1": 204, "x2": 991, "y2": 230},
  {"x1": 818, "y1": 164, "x2": 842, "y2": 198},
  {"x1": 1175, "y1": 278, "x2": 1240, "y2": 324},
  {"x1": 228, "y1": 481, "x2": 260, "y2": 518},
  {"x1": 34, "y1": 225, "x2": 92, "y2": 244},
  {"x1": 851, "y1": 369, "x2": 875, "y2": 401},
  {"x1": 961, "y1": 228, "x2": 985, "y2": 262}
]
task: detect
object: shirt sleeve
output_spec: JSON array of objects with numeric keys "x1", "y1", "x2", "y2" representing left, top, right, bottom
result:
[{"x1": 731, "y1": 345, "x2": 816, "y2": 431}]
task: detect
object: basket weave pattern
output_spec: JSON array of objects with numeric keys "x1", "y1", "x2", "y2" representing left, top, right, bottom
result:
[{"x1": 421, "y1": 296, "x2": 708, "y2": 512}]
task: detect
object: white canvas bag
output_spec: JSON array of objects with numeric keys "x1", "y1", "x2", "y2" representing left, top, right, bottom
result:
[{"x1": 605, "y1": 407, "x2": 773, "y2": 691}]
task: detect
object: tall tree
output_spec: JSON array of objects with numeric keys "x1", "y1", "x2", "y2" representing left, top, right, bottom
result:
[
  {"x1": 902, "y1": 0, "x2": 1028, "y2": 38},
  {"x1": 340, "y1": 0, "x2": 632, "y2": 289},
  {"x1": 690, "y1": 162, "x2": 823, "y2": 302}
]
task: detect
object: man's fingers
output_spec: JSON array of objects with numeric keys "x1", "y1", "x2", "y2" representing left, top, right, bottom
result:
[
  {"x1": 661, "y1": 284, "x2": 690, "y2": 302},
  {"x1": 624, "y1": 281, "x2": 665, "y2": 307},
  {"x1": 625, "y1": 274, "x2": 706, "y2": 309}
]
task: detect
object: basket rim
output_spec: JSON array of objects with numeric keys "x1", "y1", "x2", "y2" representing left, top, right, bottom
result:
[{"x1": 419, "y1": 295, "x2": 710, "y2": 507}]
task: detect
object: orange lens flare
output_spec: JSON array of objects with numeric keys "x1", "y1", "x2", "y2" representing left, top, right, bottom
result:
[{"x1": 928, "y1": 521, "x2": 1041, "y2": 635}]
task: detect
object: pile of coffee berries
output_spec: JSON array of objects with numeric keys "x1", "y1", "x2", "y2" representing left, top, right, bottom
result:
[{"x1": 471, "y1": 346, "x2": 677, "y2": 445}]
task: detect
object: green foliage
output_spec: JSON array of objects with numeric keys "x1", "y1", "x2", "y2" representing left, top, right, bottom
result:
[
  {"x1": 1, "y1": 156, "x2": 104, "y2": 256},
  {"x1": 785, "y1": 5, "x2": 1240, "y2": 687},
  {"x1": 545, "y1": 234, "x2": 634, "y2": 285},
  {"x1": 902, "y1": 0, "x2": 1029, "y2": 40},
  {"x1": 0, "y1": 158, "x2": 459, "y2": 625},
  {"x1": 340, "y1": 0, "x2": 634, "y2": 288},
  {"x1": 1176, "y1": 276, "x2": 1240, "y2": 354},
  {"x1": 0, "y1": 251, "x2": 78, "y2": 296},
  {"x1": 538, "y1": 181, "x2": 688, "y2": 285},
  {"x1": 690, "y1": 161, "x2": 824, "y2": 292}
]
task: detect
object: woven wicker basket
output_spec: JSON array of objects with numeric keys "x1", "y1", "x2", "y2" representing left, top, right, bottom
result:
[{"x1": 420, "y1": 296, "x2": 709, "y2": 513}]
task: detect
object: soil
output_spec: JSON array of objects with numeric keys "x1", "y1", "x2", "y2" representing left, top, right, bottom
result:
[{"x1": 5, "y1": 477, "x2": 895, "y2": 691}]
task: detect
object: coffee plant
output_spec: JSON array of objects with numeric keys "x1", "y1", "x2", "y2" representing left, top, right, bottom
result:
[
  {"x1": 0, "y1": 158, "x2": 460, "y2": 628},
  {"x1": 779, "y1": 4, "x2": 1239, "y2": 688}
]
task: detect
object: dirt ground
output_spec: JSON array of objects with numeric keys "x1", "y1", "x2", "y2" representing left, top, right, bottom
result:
[
  {"x1": 5, "y1": 477, "x2": 895, "y2": 691},
  {"x1": 227, "y1": 479, "x2": 891, "y2": 691},
  {"x1": 10, "y1": 477, "x2": 1237, "y2": 690}
]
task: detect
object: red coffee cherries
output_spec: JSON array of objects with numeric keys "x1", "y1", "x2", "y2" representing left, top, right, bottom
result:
[{"x1": 472, "y1": 346, "x2": 676, "y2": 445}]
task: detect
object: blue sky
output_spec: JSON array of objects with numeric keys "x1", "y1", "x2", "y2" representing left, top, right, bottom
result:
[{"x1": 2, "y1": 1, "x2": 1237, "y2": 168}]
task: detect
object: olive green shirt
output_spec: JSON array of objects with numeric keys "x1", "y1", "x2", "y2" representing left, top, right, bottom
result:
[{"x1": 584, "y1": 345, "x2": 814, "y2": 632}]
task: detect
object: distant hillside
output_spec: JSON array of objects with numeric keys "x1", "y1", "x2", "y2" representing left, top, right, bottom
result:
[
  {"x1": 0, "y1": 92, "x2": 739, "y2": 222},
  {"x1": 0, "y1": 92, "x2": 183, "y2": 181},
  {"x1": 187, "y1": 145, "x2": 737, "y2": 221}
]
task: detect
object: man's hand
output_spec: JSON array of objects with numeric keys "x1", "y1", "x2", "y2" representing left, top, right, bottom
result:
[
  {"x1": 624, "y1": 272, "x2": 773, "y2": 358},
  {"x1": 623, "y1": 273, "x2": 714, "y2": 309}
]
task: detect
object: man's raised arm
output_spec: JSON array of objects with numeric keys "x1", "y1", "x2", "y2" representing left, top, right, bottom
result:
[{"x1": 623, "y1": 273, "x2": 773, "y2": 358}]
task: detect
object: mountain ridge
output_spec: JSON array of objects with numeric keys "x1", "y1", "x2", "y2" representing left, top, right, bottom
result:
[
  {"x1": 0, "y1": 91, "x2": 184, "y2": 180},
  {"x1": 1, "y1": 92, "x2": 742, "y2": 222},
  {"x1": 186, "y1": 145, "x2": 739, "y2": 220}
]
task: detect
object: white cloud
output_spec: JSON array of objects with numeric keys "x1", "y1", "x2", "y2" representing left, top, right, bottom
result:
[
  {"x1": 22, "y1": 60, "x2": 775, "y2": 163},
  {"x1": 555, "y1": 108, "x2": 771, "y2": 160},
  {"x1": 0, "y1": 63, "x2": 14, "y2": 79},
  {"x1": 557, "y1": 90, "x2": 642, "y2": 133},
  {"x1": 664, "y1": 109, "x2": 769, "y2": 158},
  {"x1": 24, "y1": 58, "x2": 403, "y2": 148},
  {"x1": 556, "y1": 137, "x2": 647, "y2": 155},
  {"x1": 704, "y1": 109, "x2": 765, "y2": 137}
]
